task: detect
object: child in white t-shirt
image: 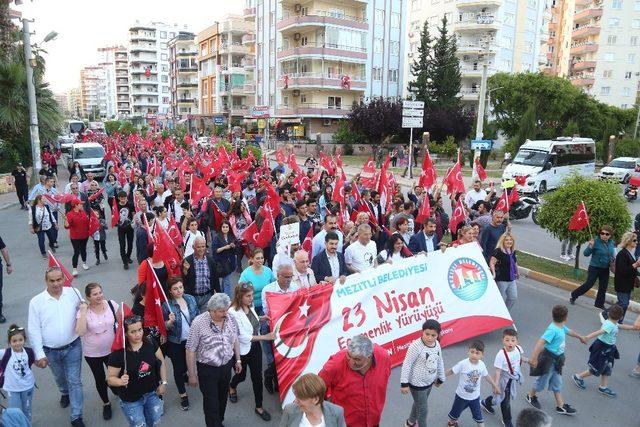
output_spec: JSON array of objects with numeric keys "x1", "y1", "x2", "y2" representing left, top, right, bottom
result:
[
  {"x1": 480, "y1": 329, "x2": 529, "y2": 427},
  {"x1": 445, "y1": 340, "x2": 500, "y2": 427}
]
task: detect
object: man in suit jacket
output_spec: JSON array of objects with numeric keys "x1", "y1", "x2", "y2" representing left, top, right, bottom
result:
[
  {"x1": 408, "y1": 217, "x2": 441, "y2": 254},
  {"x1": 311, "y1": 231, "x2": 348, "y2": 284},
  {"x1": 181, "y1": 236, "x2": 218, "y2": 313}
]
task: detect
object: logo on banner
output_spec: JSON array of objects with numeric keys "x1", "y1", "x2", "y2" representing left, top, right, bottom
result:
[{"x1": 447, "y1": 258, "x2": 488, "y2": 301}]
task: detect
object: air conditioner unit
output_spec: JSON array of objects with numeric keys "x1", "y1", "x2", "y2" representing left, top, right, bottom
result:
[
  {"x1": 293, "y1": 89, "x2": 300, "y2": 97},
  {"x1": 408, "y1": 53, "x2": 413, "y2": 58},
  {"x1": 409, "y1": 33, "x2": 414, "y2": 38},
  {"x1": 294, "y1": 4, "x2": 302, "y2": 12},
  {"x1": 323, "y1": 119, "x2": 332, "y2": 126},
  {"x1": 294, "y1": 33, "x2": 301, "y2": 41}
]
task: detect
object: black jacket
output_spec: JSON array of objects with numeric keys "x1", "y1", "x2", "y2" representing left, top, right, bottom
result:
[
  {"x1": 311, "y1": 250, "x2": 348, "y2": 283},
  {"x1": 183, "y1": 253, "x2": 219, "y2": 295},
  {"x1": 614, "y1": 248, "x2": 637, "y2": 293}
]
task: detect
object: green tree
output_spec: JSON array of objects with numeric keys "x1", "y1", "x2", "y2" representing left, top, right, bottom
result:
[
  {"x1": 332, "y1": 120, "x2": 364, "y2": 148},
  {"x1": 348, "y1": 98, "x2": 402, "y2": 145},
  {"x1": 536, "y1": 175, "x2": 630, "y2": 269},
  {"x1": 513, "y1": 104, "x2": 537, "y2": 149},
  {"x1": 407, "y1": 21, "x2": 433, "y2": 106},
  {"x1": 429, "y1": 16, "x2": 461, "y2": 109}
]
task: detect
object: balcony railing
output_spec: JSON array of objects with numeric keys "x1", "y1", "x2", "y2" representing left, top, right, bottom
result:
[
  {"x1": 569, "y1": 42, "x2": 598, "y2": 54},
  {"x1": 574, "y1": 7, "x2": 603, "y2": 22},
  {"x1": 572, "y1": 60, "x2": 597, "y2": 70},
  {"x1": 276, "y1": 103, "x2": 352, "y2": 117},
  {"x1": 456, "y1": 0, "x2": 501, "y2": 6},
  {"x1": 278, "y1": 11, "x2": 367, "y2": 31},
  {"x1": 244, "y1": 7, "x2": 256, "y2": 18},
  {"x1": 277, "y1": 42, "x2": 367, "y2": 60},
  {"x1": 219, "y1": 43, "x2": 250, "y2": 54},
  {"x1": 572, "y1": 25, "x2": 600, "y2": 38},
  {"x1": 177, "y1": 81, "x2": 198, "y2": 88},
  {"x1": 242, "y1": 34, "x2": 256, "y2": 45},
  {"x1": 277, "y1": 72, "x2": 366, "y2": 89},
  {"x1": 455, "y1": 14, "x2": 500, "y2": 29}
]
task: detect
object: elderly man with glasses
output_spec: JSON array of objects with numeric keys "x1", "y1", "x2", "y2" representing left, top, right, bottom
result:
[
  {"x1": 186, "y1": 293, "x2": 242, "y2": 427},
  {"x1": 318, "y1": 335, "x2": 391, "y2": 427}
]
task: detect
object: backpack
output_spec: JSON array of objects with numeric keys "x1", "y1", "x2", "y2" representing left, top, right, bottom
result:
[{"x1": 0, "y1": 347, "x2": 35, "y2": 388}]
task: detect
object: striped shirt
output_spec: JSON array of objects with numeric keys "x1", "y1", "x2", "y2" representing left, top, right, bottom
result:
[{"x1": 186, "y1": 312, "x2": 239, "y2": 367}]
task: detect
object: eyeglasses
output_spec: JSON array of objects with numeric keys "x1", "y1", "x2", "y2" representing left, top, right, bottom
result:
[
  {"x1": 279, "y1": 275, "x2": 293, "y2": 279},
  {"x1": 600, "y1": 232, "x2": 611, "y2": 236}
]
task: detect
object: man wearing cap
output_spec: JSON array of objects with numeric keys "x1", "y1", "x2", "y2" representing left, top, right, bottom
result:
[{"x1": 11, "y1": 163, "x2": 29, "y2": 210}]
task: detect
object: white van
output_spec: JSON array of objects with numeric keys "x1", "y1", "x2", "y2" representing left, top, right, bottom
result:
[
  {"x1": 502, "y1": 137, "x2": 596, "y2": 193},
  {"x1": 69, "y1": 142, "x2": 106, "y2": 178}
]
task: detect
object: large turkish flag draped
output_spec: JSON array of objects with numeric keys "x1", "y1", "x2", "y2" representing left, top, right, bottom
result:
[
  {"x1": 267, "y1": 284, "x2": 334, "y2": 401},
  {"x1": 568, "y1": 201, "x2": 590, "y2": 231},
  {"x1": 359, "y1": 157, "x2": 377, "y2": 189},
  {"x1": 143, "y1": 261, "x2": 168, "y2": 337}
]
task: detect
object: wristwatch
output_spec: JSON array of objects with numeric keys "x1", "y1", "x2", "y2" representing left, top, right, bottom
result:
[
  {"x1": 160, "y1": 380, "x2": 168, "y2": 385},
  {"x1": 235, "y1": 359, "x2": 242, "y2": 364}
]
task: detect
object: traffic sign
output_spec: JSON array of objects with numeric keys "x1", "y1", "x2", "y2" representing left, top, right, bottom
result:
[
  {"x1": 403, "y1": 100, "x2": 425, "y2": 109},
  {"x1": 402, "y1": 117, "x2": 423, "y2": 128},
  {"x1": 403, "y1": 109, "x2": 424, "y2": 117},
  {"x1": 470, "y1": 139, "x2": 493, "y2": 150},
  {"x1": 214, "y1": 116, "x2": 224, "y2": 125}
]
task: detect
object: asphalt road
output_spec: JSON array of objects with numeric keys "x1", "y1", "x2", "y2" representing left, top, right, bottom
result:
[{"x1": 0, "y1": 172, "x2": 639, "y2": 426}]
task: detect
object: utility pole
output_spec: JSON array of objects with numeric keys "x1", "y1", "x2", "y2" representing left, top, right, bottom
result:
[
  {"x1": 22, "y1": 19, "x2": 42, "y2": 184},
  {"x1": 473, "y1": 63, "x2": 488, "y2": 163},
  {"x1": 634, "y1": 105, "x2": 639, "y2": 140}
]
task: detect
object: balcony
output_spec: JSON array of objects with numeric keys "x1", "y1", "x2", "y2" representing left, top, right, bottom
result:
[
  {"x1": 570, "y1": 74, "x2": 595, "y2": 86},
  {"x1": 456, "y1": 0, "x2": 501, "y2": 7},
  {"x1": 276, "y1": 103, "x2": 352, "y2": 118},
  {"x1": 220, "y1": 20, "x2": 253, "y2": 34},
  {"x1": 454, "y1": 14, "x2": 500, "y2": 32},
  {"x1": 242, "y1": 58, "x2": 256, "y2": 68},
  {"x1": 130, "y1": 67, "x2": 158, "y2": 75},
  {"x1": 244, "y1": 7, "x2": 256, "y2": 21},
  {"x1": 177, "y1": 98, "x2": 197, "y2": 104},
  {"x1": 460, "y1": 66, "x2": 497, "y2": 77},
  {"x1": 219, "y1": 43, "x2": 250, "y2": 55},
  {"x1": 572, "y1": 60, "x2": 596, "y2": 71},
  {"x1": 129, "y1": 53, "x2": 157, "y2": 63},
  {"x1": 276, "y1": 73, "x2": 366, "y2": 90},
  {"x1": 459, "y1": 89, "x2": 480, "y2": 101},
  {"x1": 129, "y1": 45, "x2": 156, "y2": 53},
  {"x1": 231, "y1": 105, "x2": 249, "y2": 116},
  {"x1": 574, "y1": 8, "x2": 603, "y2": 23},
  {"x1": 131, "y1": 100, "x2": 159, "y2": 107},
  {"x1": 130, "y1": 87, "x2": 159, "y2": 96},
  {"x1": 242, "y1": 34, "x2": 255, "y2": 45},
  {"x1": 277, "y1": 42, "x2": 367, "y2": 61},
  {"x1": 570, "y1": 42, "x2": 598, "y2": 54},
  {"x1": 177, "y1": 50, "x2": 198, "y2": 57},
  {"x1": 131, "y1": 35, "x2": 155, "y2": 42},
  {"x1": 177, "y1": 81, "x2": 198, "y2": 88},
  {"x1": 219, "y1": 85, "x2": 246, "y2": 95},
  {"x1": 277, "y1": 12, "x2": 368, "y2": 33},
  {"x1": 571, "y1": 25, "x2": 600, "y2": 39},
  {"x1": 244, "y1": 83, "x2": 255, "y2": 93},
  {"x1": 220, "y1": 64, "x2": 246, "y2": 74},
  {"x1": 456, "y1": 42, "x2": 498, "y2": 55}
]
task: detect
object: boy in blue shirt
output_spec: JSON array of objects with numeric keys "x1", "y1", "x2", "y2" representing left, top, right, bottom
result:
[
  {"x1": 526, "y1": 305, "x2": 586, "y2": 415},
  {"x1": 572, "y1": 304, "x2": 640, "y2": 397}
]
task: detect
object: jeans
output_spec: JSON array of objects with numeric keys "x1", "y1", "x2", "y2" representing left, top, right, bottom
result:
[
  {"x1": 561, "y1": 238, "x2": 575, "y2": 256},
  {"x1": 36, "y1": 227, "x2": 56, "y2": 255},
  {"x1": 0, "y1": 263, "x2": 3, "y2": 315},
  {"x1": 571, "y1": 265, "x2": 610, "y2": 308},
  {"x1": 93, "y1": 239, "x2": 107, "y2": 261},
  {"x1": 44, "y1": 338, "x2": 83, "y2": 422},
  {"x1": 118, "y1": 226, "x2": 134, "y2": 263},
  {"x1": 259, "y1": 319, "x2": 274, "y2": 365},
  {"x1": 70, "y1": 238, "x2": 88, "y2": 268},
  {"x1": 533, "y1": 358, "x2": 563, "y2": 393},
  {"x1": 120, "y1": 391, "x2": 163, "y2": 427},
  {"x1": 605, "y1": 292, "x2": 631, "y2": 323},
  {"x1": 166, "y1": 340, "x2": 188, "y2": 395},
  {"x1": 7, "y1": 387, "x2": 34, "y2": 422},
  {"x1": 448, "y1": 395, "x2": 483, "y2": 423},
  {"x1": 220, "y1": 273, "x2": 234, "y2": 299},
  {"x1": 84, "y1": 355, "x2": 110, "y2": 403},
  {"x1": 408, "y1": 386, "x2": 432, "y2": 427},
  {"x1": 52, "y1": 211, "x2": 59, "y2": 242},
  {"x1": 230, "y1": 341, "x2": 263, "y2": 408},
  {"x1": 197, "y1": 359, "x2": 233, "y2": 427},
  {"x1": 496, "y1": 280, "x2": 518, "y2": 311},
  {"x1": 482, "y1": 379, "x2": 512, "y2": 424}
]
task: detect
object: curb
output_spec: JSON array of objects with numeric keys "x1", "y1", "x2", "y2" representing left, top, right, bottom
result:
[{"x1": 518, "y1": 266, "x2": 640, "y2": 315}]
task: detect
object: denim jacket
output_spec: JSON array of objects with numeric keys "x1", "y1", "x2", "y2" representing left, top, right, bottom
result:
[
  {"x1": 583, "y1": 237, "x2": 615, "y2": 269},
  {"x1": 162, "y1": 294, "x2": 198, "y2": 344}
]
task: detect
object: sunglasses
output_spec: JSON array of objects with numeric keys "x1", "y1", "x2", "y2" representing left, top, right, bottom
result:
[
  {"x1": 8, "y1": 326, "x2": 24, "y2": 333},
  {"x1": 600, "y1": 232, "x2": 611, "y2": 236},
  {"x1": 239, "y1": 282, "x2": 253, "y2": 289}
]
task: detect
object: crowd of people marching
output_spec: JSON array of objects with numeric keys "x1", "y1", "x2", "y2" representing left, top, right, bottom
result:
[{"x1": 1, "y1": 133, "x2": 640, "y2": 427}]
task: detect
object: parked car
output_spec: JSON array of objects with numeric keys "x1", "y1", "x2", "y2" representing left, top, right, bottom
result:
[{"x1": 597, "y1": 157, "x2": 639, "y2": 183}]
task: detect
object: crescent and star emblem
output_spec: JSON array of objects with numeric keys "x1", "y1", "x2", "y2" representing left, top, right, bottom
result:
[{"x1": 274, "y1": 301, "x2": 311, "y2": 359}]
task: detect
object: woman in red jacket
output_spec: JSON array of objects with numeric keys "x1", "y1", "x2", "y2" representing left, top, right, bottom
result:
[{"x1": 64, "y1": 199, "x2": 91, "y2": 276}]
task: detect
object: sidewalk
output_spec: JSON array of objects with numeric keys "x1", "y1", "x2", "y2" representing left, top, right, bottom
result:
[{"x1": 0, "y1": 189, "x2": 18, "y2": 210}]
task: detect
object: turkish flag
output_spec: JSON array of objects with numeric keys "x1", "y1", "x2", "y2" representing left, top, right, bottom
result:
[
  {"x1": 418, "y1": 150, "x2": 437, "y2": 190},
  {"x1": 319, "y1": 152, "x2": 335, "y2": 176},
  {"x1": 473, "y1": 158, "x2": 487, "y2": 182},
  {"x1": 88, "y1": 187, "x2": 105, "y2": 202},
  {"x1": 88, "y1": 209, "x2": 101, "y2": 236},
  {"x1": 449, "y1": 197, "x2": 467, "y2": 235},
  {"x1": 227, "y1": 171, "x2": 248, "y2": 193},
  {"x1": 381, "y1": 225, "x2": 413, "y2": 257},
  {"x1": 415, "y1": 195, "x2": 431, "y2": 224},
  {"x1": 268, "y1": 284, "x2": 334, "y2": 401},
  {"x1": 509, "y1": 186, "x2": 520, "y2": 204},
  {"x1": 332, "y1": 173, "x2": 346, "y2": 204},
  {"x1": 47, "y1": 251, "x2": 73, "y2": 287},
  {"x1": 514, "y1": 175, "x2": 527, "y2": 186},
  {"x1": 189, "y1": 174, "x2": 210, "y2": 206},
  {"x1": 167, "y1": 215, "x2": 183, "y2": 247},
  {"x1": 357, "y1": 201, "x2": 379, "y2": 227},
  {"x1": 359, "y1": 157, "x2": 377, "y2": 189},
  {"x1": 377, "y1": 155, "x2": 392, "y2": 213},
  {"x1": 293, "y1": 175, "x2": 310, "y2": 195},
  {"x1": 43, "y1": 193, "x2": 77, "y2": 205},
  {"x1": 152, "y1": 223, "x2": 182, "y2": 275},
  {"x1": 444, "y1": 161, "x2": 465, "y2": 195},
  {"x1": 243, "y1": 208, "x2": 275, "y2": 248},
  {"x1": 287, "y1": 153, "x2": 302, "y2": 174},
  {"x1": 144, "y1": 67, "x2": 151, "y2": 77},
  {"x1": 262, "y1": 180, "x2": 281, "y2": 217},
  {"x1": 210, "y1": 200, "x2": 225, "y2": 232},
  {"x1": 568, "y1": 201, "x2": 590, "y2": 231},
  {"x1": 143, "y1": 264, "x2": 168, "y2": 337},
  {"x1": 494, "y1": 190, "x2": 510, "y2": 213},
  {"x1": 302, "y1": 225, "x2": 314, "y2": 261},
  {"x1": 110, "y1": 302, "x2": 132, "y2": 352},
  {"x1": 275, "y1": 149, "x2": 286, "y2": 164},
  {"x1": 111, "y1": 197, "x2": 120, "y2": 228}
]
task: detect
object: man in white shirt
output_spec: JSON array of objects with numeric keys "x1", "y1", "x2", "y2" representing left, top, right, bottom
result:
[
  {"x1": 464, "y1": 179, "x2": 488, "y2": 209},
  {"x1": 312, "y1": 214, "x2": 343, "y2": 257},
  {"x1": 272, "y1": 241, "x2": 298, "y2": 273},
  {"x1": 292, "y1": 250, "x2": 317, "y2": 288},
  {"x1": 80, "y1": 172, "x2": 96, "y2": 194},
  {"x1": 28, "y1": 267, "x2": 85, "y2": 426},
  {"x1": 345, "y1": 224, "x2": 378, "y2": 274}
]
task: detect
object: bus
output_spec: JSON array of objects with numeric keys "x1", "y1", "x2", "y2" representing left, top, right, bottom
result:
[
  {"x1": 59, "y1": 120, "x2": 86, "y2": 153},
  {"x1": 502, "y1": 137, "x2": 596, "y2": 193}
]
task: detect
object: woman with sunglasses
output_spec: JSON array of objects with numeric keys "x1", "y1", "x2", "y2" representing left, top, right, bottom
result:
[
  {"x1": 107, "y1": 315, "x2": 167, "y2": 427},
  {"x1": 228, "y1": 283, "x2": 274, "y2": 421},
  {"x1": 570, "y1": 225, "x2": 616, "y2": 308},
  {"x1": 603, "y1": 231, "x2": 640, "y2": 323}
]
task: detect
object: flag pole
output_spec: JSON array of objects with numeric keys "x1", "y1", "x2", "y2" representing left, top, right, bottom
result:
[
  {"x1": 121, "y1": 302, "x2": 127, "y2": 376},
  {"x1": 582, "y1": 201, "x2": 592, "y2": 236}
]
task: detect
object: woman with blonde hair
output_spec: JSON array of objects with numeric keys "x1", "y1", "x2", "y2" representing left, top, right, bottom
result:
[
  {"x1": 489, "y1": 233, "x2": 519, "y2": 312},
  {"x1": 280, "y1": 373, "x2": 346, "y2": 427},
  {"x1": 605, "y1": 231, "x2": 640, "y2": 322}
]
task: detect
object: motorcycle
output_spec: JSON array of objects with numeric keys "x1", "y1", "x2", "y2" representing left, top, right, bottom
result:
[
  {"x1": 509, "y1": 191, "x2": 541, "y2": 224},
  {"x1": 625, "y1": 184, "x2": 638, "y2": 202}
]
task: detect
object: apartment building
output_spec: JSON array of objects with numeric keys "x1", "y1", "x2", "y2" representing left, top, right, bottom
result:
[
  {"x1": 403, "y1": 0, "x2": 549, "y2": 107},
  {"x1": 543, "y1": 0, "x2": 575, "y2": 76},
  {"x1": 128, "y1": 21, "x2": 190, "y2": 119},
  {"x1": 54, "y1": 92, "x2": 69, "y2": 117},
  {"x1": 169, "y1": 32, "x2": 199, "y2": 119},
  {"x1": 248, "y1": 0, "x2": 406, "y2": 141},
  {"x1": 196, "y1": 15, "x2": 255, "y2": 125},
  {"x1": 66, "y1": 88, "x2": 82, "y2": 118},
  {"x1": 114, "y1": 47, "x2": 131, "y2": 117},
  {"x1": 79, "y1": 66, "x2": 108, "y2": 118},
  {"x1": 97, "y1": 46, "x2": 124, "y2": 118}
]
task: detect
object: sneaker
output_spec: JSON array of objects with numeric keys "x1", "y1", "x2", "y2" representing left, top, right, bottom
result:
[
  {"x1": 629, "y1": 370, "x2": 640, "y2": 378},
  {"x1": 447, "y1": 421, "x2": 459, "y2": 427},
  {"x1": 96, "y1": 259, "x2": 100, "y2": 266},
  {"x1": 124, "y1": 262, "x2": 129, "y2": 270},
  {"x1": 572, "y1": 374, "x2": 586, "y2": 389},
  {"x1": 102, "y1": 403, "x2": 112, "y2": 420},
  {"x1": 599, "y1": 311, "x2": 606, "y2": 323},
  {"x1": 598, "y1": 387, "x2": 617, "y2": 397},
  {"x1": 70, "y1": 418, "x2": 86, "y2": 427},
  {"x1": 72, "y1": 268, "x2": 78, "y2": 277},
  {"x1": 569, "y1": 297, "x2": 576, "y2": 305},
  {"x1": 481, "y1": 398, "x2": 495, "y2": 415},
  {"x1": 82, "y1": 263, "x2": 90, "y2": 270},
  {"x1": 560, "y1": 254, "x2": 569, "y2": 261},
  {"x1": 405, "y1": 421, "x2": 417, "y2": 427},
  {"x1": 525, "y1": 394, "x2": 541, "y2": 409},
  {"x1": 570, "y1": 254, "x2": 576, "y2": 259},
  {"x1": 180, "y1": 395, "x2": 189, "y2": 410},
  {"x1": 60, "y1": 394, "x2": 70, "y2": 408},
  {"x1": 103, "y1": 252, "x2": 108, "y2": 260},
  {"x1": 42, "y1": 254, "x2": 47, "y2": 259},
  {"x1": 502, "y1": 421, "x2": 514, "y2": 427},
  {"x1": 556, "y1": 403, "x2": 577, "y2": 415},
  {"x1": 0, "y1": 315, "x2": 6, "y2": 324}
]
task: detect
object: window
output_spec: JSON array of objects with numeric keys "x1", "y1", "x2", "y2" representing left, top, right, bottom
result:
[
  {"x1": 270, "y1": 12, "x2": 275, "y2": 26},
  {"x1": 411, "y1": 0, "x2": 420, "y2": 11},
  {"x1": 328, "y1": 96, "x2": 342, "y2": 109},
  {"x1": 636, "y1": 0, "x2": 640, "y2": 10},
  {"x1": 162, "y1": 86, "x2": 168, "y2": 93},
  {"x1": 605, "y1": 52, "x2": 615, "y2": 61},
  {"x1": 503, "y1": 36, "x2": 513, "y2": 48},
  {"x1": 300, "y1": 94, "x2": 307, "y2": 103},
  {"x1": 608, "y1": 18, "x2": 620, "y2": 27},
  {"x1": 269, "y1": 95, "x2": 274, "y2": 106},
  {"x1": 603, "y1": 70, "x2": 613, "y2": 77},
  {"x1": 600, "y1": 86, "x2": 611, "y2": 95},
  {"x1": 504, "y1": 13, "x2": 515, "y2": 26},
  {"x1": 161, "y1": 65, "x2": 168, "y2": 72},
  {"x1": 548, "y1": 45, "x2": 555, "y2": 53},
  {"x1": 607, "y1": 35, "x2": 617, "y2": 45},
  {"x1": 629, "y1": 53, "x2": 636, "y2": 63},
  {"x1": 625, "y1": 71, "x2": 632, "y2": 79},
  {"x1": 200, "y1": 43, "x2": 208, "y2": 56},
  {"x1": 612, "y1": 0, "x2": 623, "y2": 8},
  {"x1": 632, "y1": 36, "x2": 639, "y2": 46},
  {"x1": 160, "y1": 43, "x2": 167, "y2": 50},
  {"x1": 374, "y1": 38, "x2": 383, "y2": 53},
  {"x1": 372, "y1": 67, "x2": 382, "y2": 80},
  {"x1": 161, "y1": 75, "x2": 168, "y2": 82},
  {"x1": 170, "y1": 32, "x2": 175, "y2": 38},
  {"x1": 283, "y1": 96, "x2": 289, "y2": 107},
  {"x1": 623, "y1": 87, "x2": 631, "y2": 96},
  {"x1": 388, "y1": 69, "x2": 398, "y2": 82},
  {"x1": 391, "y1": 13, "x2": 400, "y2": 28},
  {"x1": 375, "y1": 9, "x2": 384, "y2": 23},
  {"x1": 633, "y1": 20, "x2": 640, "y2": 29},
  {"x1": 390, "y1": 41, "x2": 400, "y2": 55},
  {"x1": 160, "y1": 31, "x2": 167, "y2": 39},
  {"x1": 161, "y1": 53, "x2": 168, "y2": 60}
]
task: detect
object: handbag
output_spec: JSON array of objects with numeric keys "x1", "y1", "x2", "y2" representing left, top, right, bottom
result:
[{"x1": 214, "y1": 259, "x2": 233, "y2": 277}]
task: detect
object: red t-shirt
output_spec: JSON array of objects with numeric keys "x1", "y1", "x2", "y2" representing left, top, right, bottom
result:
[
  {"x1": 318, "y1": 344, "x2": 391, "y2": 427},
  {"x1": 66, "y1": 209, "x2": 90, "y2": 239}
]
